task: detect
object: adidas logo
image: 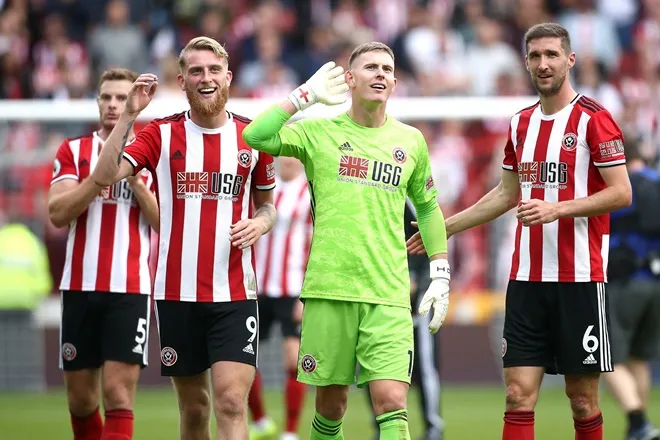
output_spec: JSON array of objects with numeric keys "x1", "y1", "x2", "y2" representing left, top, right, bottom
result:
[
  {"x1": 132, "y1": 344, "x2": 143, "y2": 355},
  {"x1": 171, "y1": 150, "x2": 184, "y2": 160},
  {"x1": 338, "y1": 142, "x2": 353, "y2": 152},
  {"x1": 583, "y1": 354, "x2": 597, "y2": 365},
  {"x1": 79, "y1": 159, "x2": 89, "y2": 167},
  {"x1": 242, "y1": 343, "x2": 254, "y2": 355}
]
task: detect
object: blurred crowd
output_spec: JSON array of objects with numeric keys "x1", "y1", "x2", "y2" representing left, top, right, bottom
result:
[{"x1": 1, "y1": 0, "x2": 660, "y2": 293}]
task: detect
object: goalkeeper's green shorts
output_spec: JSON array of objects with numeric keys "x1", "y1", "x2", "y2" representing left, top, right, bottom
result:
[{"x1": 296, "y1": 298, "x2": 414, "y2": 387}]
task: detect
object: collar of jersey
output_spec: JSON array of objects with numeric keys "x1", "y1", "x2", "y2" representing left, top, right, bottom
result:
[
  {"x1": 341, "y1": 111, "x2": 392, "y2": 130},
  {"x1": 184, "y1": 110, "x2": 235, "y2": 134}
]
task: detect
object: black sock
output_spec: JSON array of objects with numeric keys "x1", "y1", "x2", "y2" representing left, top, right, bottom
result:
[{"x1": 627, "y1": 409, "x2": 646, "y2": 432}]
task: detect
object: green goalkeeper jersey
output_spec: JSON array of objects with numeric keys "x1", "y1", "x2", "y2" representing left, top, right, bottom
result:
[{"x1": 275, "y1": 112, "x2": 438, "y2": 309}]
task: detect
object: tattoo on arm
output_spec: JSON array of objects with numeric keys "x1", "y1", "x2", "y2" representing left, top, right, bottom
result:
[{"x1": 117, "y1": 121, "x2": 135, "y2": 166}]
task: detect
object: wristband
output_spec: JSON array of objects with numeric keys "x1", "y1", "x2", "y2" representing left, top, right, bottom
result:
[{"x1": 430, "y1": 259, "x2": 450, "y2": 281}]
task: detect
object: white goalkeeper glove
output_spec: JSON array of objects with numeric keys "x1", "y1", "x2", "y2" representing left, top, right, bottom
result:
[
  {"x1": 418, "y1": 259, "x2": 450, "y2": 334},
  {"x1": 288, "y1": 61, "x2": 349, "y2": 112}
]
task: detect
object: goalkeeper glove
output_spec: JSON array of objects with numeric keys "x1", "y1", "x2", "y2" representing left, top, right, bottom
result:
[
  {"x1": 288, "y1": 61, "x2": 349, "y2": 112},
  {"x1": 418, "y1": 259, "x2": 450, "y2": 334}
]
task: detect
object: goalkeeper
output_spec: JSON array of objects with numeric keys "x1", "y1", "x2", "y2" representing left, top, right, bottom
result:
[{"x1": 242, "y1": 42, "x2": 450, "y2": 440}]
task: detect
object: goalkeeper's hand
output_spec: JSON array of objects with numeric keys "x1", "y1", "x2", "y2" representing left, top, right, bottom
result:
[
  {"x1": 418, "y1": 259, "x2": 450, "y2": 334},
  {"x1": 288, "y1": 61, "x2": 349, "y2": 112}
]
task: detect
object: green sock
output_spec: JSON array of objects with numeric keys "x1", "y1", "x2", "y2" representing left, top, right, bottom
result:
[
  {"x1": 377, "y1": 409, "x2": 411, "y2": 440},
  {"x1": 310, "y1": 411, "x2": 344, "y2": 440}
]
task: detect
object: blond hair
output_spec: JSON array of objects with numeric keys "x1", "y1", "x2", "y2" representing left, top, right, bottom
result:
[
  {"x1": 178, "y1": 36, "x2": 229, "y2": 70},
  {"x1": 524, "y1": 23, "x2": 572, "y2": 55},
  {"x1": 98, "y1": 68, "x2": 138, "y2": 89},
  {"x1": 348, "y1": 41, "x2": 394, "y2": 67}
]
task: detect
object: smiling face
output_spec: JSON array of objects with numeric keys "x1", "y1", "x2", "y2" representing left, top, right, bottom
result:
[
  {"x1": 346, "y1": 48, "x2": 396, "y2": 105},
  {"x1": 525, "y1": 36, "x2": 575, "y2": 98},
  {"x1": 178, "y1": 49, "x2": 232, "y2": 118}
]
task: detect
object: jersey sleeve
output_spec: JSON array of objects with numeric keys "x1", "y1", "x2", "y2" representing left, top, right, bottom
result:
[
  {"x1": 123, "y1": 121, "x2": 162, "y2": 174},
  {"x1": 50, "y1": 139, "x2": 79, "y2": 185},
  {"x1": 407, "y1": 130, "x2": 439, "y2": 206},
  {"x1": 502, "y1": 118, "x2": 517, "y2": 172},
  {"x1": 277, "y1": 119, "x2": 316, "y2": 164},
  {"x1": 586, "y1": 110, "x2": 626, "y2": 167},
  {"x1": 252, "y1": 151, "x2": 277, "y2": 191}
]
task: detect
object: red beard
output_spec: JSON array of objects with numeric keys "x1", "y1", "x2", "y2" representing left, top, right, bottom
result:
[{"x1": 185, "y1": 83, "x2": 229, "y2": 117}]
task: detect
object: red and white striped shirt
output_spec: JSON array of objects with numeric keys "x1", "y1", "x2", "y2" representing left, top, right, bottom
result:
[
  {"x1": 502, "y1": 94, "x2": 626, "y2": 283},
  {"x1": 123, "y1": 111, "x2": 276, "y2": 302},
  {"x1": 255, "y1": 174, "x2": 311, "y2": 297},
  {"x1": 51, "y1": 131, "x2": 154, "y2": 295}
]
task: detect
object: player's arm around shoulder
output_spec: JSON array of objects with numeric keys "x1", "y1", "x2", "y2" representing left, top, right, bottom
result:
[{"x1": 242, "y1": 61, "x2": 349, "y2": 158}]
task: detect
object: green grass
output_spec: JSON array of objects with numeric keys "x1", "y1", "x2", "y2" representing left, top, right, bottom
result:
[{"x1": 1, "y1": 386, "x2": 659, "y2": 439}]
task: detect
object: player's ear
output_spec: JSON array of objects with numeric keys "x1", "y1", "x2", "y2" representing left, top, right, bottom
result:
[
  {"x1": 568, "y1": 52, "x2": 576, "y2": 69},
  {"x1": 226, "y1": 70, "x2": 233, "y2": 86},
  {"x1": 345, "y1": 69, "x2": 356, "y2": 88},
  {"x1": 177, "y1": 73, "x2": 185, "y2": 91}
]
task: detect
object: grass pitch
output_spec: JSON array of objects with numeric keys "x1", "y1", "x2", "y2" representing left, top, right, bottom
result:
[{"x1": 1, "y1": 385, "x2": 659, "y2": 439}]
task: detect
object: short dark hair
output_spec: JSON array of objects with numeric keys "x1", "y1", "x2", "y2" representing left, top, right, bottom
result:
[
  {"x1": 98, "y1": 68, "x2": 138, "y2": 89},
  {"x1": 348, "y1": 41, "x2": 395, "y2": 67},
  {"x1": 524, "y1": 23, "x2": 572, "y2": 55}
]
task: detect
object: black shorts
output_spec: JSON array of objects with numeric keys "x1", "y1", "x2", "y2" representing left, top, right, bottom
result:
[
  {"x1": 155, "y1": 299, "x2": 259, "y2": 377},
  {"x1": 258, "y1": 295, "x2": 301, "y2": 340},
  {"x1": 502, "y1": 281, "x2": 612, "y2": 375},
  {"x1": 60, "y1": 291, "x2": 150, "y2": 371},
  {"x1": 608, "y1": 279, "x2": 660, "y2": 363}
]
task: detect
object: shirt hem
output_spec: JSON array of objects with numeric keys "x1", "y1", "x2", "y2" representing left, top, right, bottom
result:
[
  {"x1": 300, "y1": 292, "x2": 411, "y2": 310},
  {"x1": 508, "y1": 276, "x2": 606, "y2": 283},
  {"x1": 59, "y1": 287, "x2": 151, "y2": 295}
]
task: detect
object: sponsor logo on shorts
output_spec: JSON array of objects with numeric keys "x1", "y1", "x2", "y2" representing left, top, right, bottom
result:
[
  {"x1": 242, "y1": 343, "x2": 255, "y2": 355},
  {"x1": 583, "y1": 354, "x2": 597, "y2": 365},
  {"x1": 300, "y1": 354, "x2": 317, "y2": 373},
  {"x1": 161, "y1": 347, "x2": 178, "y2": 366},
  {"x1": 501, "y1": 338, "x2": 507, "y2": 358},
  {"x1": 61, "y1": 343, "x2": 77, "y2": 361}
]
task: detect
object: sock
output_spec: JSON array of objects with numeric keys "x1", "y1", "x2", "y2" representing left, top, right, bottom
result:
[
  {"x1": 310, "y1": 411, "x2": 343, "y2": 440},
  {"x1": 101, "y1": 409, "x2": 134, "y2": 440},
  {"x1": 285, "y1": 368, "x2": 306, "y2": 433},
  {"x1": 574, "y1": 412, "x2": 603, "y2": 440},
  {"x1": 248, "y1": 371, "x2": 266, "y2": 422},
  {"x1": 503, "y1": 410, "x2": 534, "y2": 440},
  {"x1": 627, "y1": 409, "x2": 646, "y2": 432},
  {"x1": 377, "y1": 409, "x2": 411, "y2": 440},
  {"x1": 70, "y1": 407, "x2": 103, "y2": 440}
]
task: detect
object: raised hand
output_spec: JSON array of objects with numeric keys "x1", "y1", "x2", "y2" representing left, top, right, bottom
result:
[
  {"x1": 288, "y1": 61, "x2": 350, "y2": 111},
  {"x1": 126, "y1": 73, "x2": 159, "y2": 116}
]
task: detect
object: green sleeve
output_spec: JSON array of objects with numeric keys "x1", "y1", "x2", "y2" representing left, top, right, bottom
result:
[
  {"x1": 407, "y1": 130, "x2": 446, "y2": 256},
  {"x1": 242, "y1": 105, "x2": 312, "y2": 163},
  {"x1": 415, "y1": 198, "x2": 448, "y2": 256}
]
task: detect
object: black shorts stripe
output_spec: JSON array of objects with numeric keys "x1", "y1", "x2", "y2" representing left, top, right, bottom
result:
[{"x1": 597, "y1": 283, "x2": 612, "y2": 371}]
